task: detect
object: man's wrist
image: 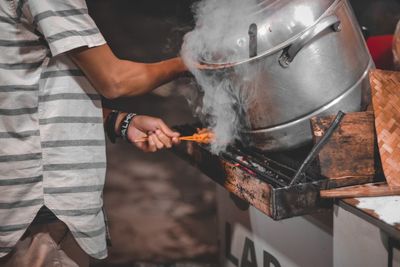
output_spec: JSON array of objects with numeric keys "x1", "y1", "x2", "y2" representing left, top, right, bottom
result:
[
  {"x1": 112, "y1": 112, "x2": 138, "y2": 142},
  {"x1": 105, "y1": 110, "x2": 120, "y2": 143},
  {"x1": 114, "y1": 112, "x2": 127, "y2": 136},
  {"x1": 120, "y1": 113, "x2": 137, "y2": 141},
  {"x1": 173, "y1": 57, "x2": 188, "y2": 77}
]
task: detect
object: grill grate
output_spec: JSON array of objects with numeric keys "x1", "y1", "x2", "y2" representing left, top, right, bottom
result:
[{"x1": 174, "y1": 124, "x2": 325, "y2": 188}]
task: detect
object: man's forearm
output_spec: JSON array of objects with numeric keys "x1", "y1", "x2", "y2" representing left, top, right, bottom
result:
[
  {"x1": 115, "y1": 57, "x2": 187, "y2": 97},
  {"x1": 70, "y1": 44, "x2": 188, "y2": 99}
]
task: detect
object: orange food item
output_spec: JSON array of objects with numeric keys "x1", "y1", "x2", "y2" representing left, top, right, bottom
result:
[
  {"x1": 180, "y1": 128, "x2": 215, "y2": 144},
  {"x1": 133, "y1": 128, "x2": 215, "y2": 144}
]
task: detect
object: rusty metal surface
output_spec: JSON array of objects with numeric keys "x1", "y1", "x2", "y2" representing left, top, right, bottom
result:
[
  {"x1": 172, "y1": 125, "x2": 335, "y2": 220},
  {"x1": 173, "y1": 123, "x2": 385, "y2": 220},
  {"x1": 173, "y1": 137, "x2": 273, "y2": 216}
]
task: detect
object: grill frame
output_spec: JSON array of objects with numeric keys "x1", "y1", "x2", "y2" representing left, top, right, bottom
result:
[{"x1": 172, "y1": 125, "x2": 374, "y2": 220}]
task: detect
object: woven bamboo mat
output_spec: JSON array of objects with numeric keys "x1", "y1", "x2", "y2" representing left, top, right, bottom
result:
[{"x1": 370, "y1": 69, "x2": 400, "y2": 187}]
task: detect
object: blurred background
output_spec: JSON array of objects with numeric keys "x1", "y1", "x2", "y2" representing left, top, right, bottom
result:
[{"x1": 85, "y1": 0, "x2": 400, "y2": 266}]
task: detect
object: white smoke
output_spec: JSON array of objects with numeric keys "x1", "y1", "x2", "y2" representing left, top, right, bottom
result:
[{"x1": 181, "y1": 0, "x2": 260, "y2": 154}]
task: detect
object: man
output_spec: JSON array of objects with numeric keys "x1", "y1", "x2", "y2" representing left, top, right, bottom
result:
[{"x1": 0, "y1": 0, "x2": 188, "y2": 266}]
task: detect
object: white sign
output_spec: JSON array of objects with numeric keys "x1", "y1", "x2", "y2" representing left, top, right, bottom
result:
[
  {"x1": 216, "y1": 186, "x2": 333, "y2": 267},
  {"x1": 224, "y1": 221, "x2": 281, "y2": 267}
]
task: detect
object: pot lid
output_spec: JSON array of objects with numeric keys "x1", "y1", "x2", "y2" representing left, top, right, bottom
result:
[{"x1": 184, "y1": 0, "x2": 336, "y2": 65}]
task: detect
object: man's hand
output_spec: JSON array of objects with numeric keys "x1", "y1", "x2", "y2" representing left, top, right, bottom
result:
[{"x1": 127, "y1": 115, "x2": 180, "y2": 152}]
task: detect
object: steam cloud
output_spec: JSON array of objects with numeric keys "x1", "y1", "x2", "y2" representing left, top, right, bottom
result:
[{"x1": 181, "y1": 0, "x2": 260, "y2": 154}]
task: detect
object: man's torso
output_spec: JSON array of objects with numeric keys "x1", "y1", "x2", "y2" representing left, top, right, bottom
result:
[{"x1": 0, "y1": 0, "x2": 108, "y2": 259}]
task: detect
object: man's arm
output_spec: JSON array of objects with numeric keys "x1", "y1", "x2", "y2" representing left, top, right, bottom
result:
[{"x1": 69, "y1": 44, "x2": 188, "y2": 99}]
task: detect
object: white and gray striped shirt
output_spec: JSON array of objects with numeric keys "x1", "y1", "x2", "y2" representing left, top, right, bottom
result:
[{"x1": 0, "y1": 0, "x2": 108, "y2": 259}]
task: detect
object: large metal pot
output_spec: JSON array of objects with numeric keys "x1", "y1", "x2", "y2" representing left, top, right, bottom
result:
[{"x1": 192, "y1": 0, "x2": 373, "y2": 151}]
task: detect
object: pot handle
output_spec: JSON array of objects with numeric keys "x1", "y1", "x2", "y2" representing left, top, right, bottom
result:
[{"x1": 279, "y1": 15, "x2": 341, "y2": 68}]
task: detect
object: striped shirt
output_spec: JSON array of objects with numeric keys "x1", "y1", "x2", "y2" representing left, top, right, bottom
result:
[{"x1": 0, "y1": 0, "x2": 108, "y2": 259}]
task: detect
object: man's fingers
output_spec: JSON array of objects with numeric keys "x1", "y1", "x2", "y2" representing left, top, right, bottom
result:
[
  {"x1": 172, "y1": 137, "x2": 180, "y2": 145},
  {"x1": 135, "y1": 142, "x2": 150, "y2": 153},
  {"x1": 126, "y1": 116, "x2": 180, "y2": 152},
  {"x1": 150, "y1": 134, "x2": 164, "y2": 149},
  {"x1": 148, "y1": 135, "x2": 158, "y2": 152},
  {"x1": 157, "y1": 120, "x2": 180, "y2": 138},
  {"x1": 156, "y1": 130, "x2": 172, "y2": 148}
]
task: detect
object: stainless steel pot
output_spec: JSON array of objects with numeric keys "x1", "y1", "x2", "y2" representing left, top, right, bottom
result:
[{"x1": 193, "y1": 0, "x2": 373, "y2": 151}]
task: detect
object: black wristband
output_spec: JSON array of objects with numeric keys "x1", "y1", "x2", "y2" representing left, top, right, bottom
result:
[
  {"x1": 106, "y1": 110, "x2": 119, "y2": 144},
  {"x1": 120, "y1": 113, "x2": 137, "y2": 141}
]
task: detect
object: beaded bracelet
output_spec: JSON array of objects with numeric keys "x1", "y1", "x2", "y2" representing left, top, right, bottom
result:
[{"x1": 120, "y1": 113, "x2": 137, "y2": 141}]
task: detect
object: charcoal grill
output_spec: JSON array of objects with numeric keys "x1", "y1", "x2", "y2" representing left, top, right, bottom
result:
[{"x1": 172, "y1": 120, "x2": 373, "y2": 220}]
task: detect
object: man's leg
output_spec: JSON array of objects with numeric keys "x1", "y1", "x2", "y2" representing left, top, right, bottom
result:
[{"x1": 0, "y1": 221, "x2": 89, "y2": 267}]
